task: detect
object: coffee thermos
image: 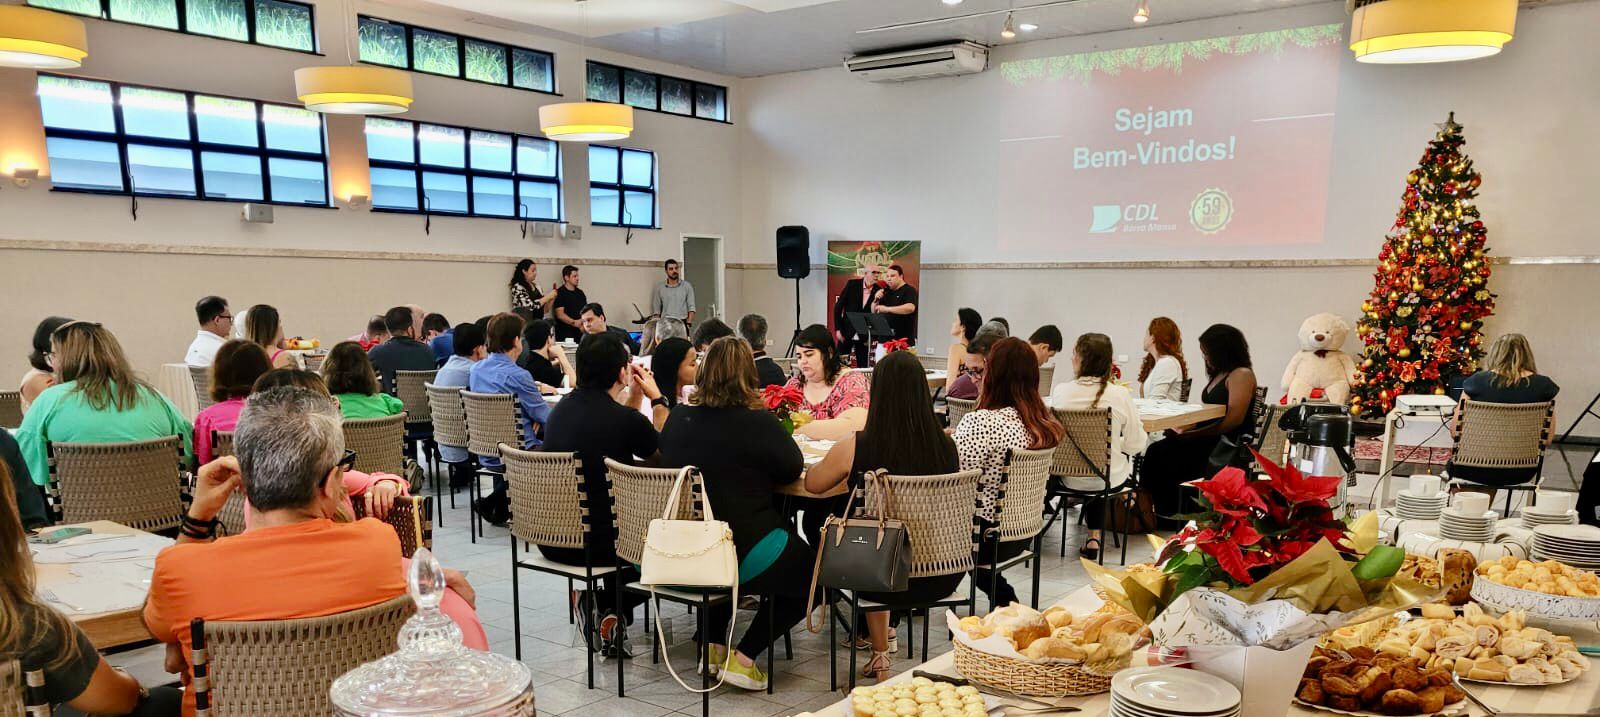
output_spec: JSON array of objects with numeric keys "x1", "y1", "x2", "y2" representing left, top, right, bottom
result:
[{"x1": 1281, "y1": 404, "x2": 1357, "y2": 515}]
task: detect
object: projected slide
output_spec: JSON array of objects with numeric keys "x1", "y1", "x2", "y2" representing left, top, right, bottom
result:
[{"x1": 994, "y1": 24, "x2": 1343, "y2": 257}]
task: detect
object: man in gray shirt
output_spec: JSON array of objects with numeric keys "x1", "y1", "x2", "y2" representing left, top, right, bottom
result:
[{"x1": 649, "y1": 258, "x2": 697, "y2": 327}]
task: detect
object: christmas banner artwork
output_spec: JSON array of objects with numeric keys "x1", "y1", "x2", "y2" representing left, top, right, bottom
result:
[
  {"x1": 825, "y1": 241, "x2": 922, "y2": 340},
  {"x1": 994, "y1": 24, "x2": 1343, "y2": 257}
]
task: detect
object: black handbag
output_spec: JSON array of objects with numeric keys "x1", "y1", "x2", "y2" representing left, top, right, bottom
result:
[
  {"x1": 805, "y1": 471, "x2": 911, "y2": 631},
  {"x1": 1205, "y1": 432, "x2": 1255, "y2": 474}
]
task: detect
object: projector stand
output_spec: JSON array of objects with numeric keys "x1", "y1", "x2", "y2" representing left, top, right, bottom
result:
[{"x1": 785, "y1": 278, "x2": 803, "y2": 358}]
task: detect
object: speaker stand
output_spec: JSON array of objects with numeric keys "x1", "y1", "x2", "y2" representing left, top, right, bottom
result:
[{"x1": 785, "y1": 278, "x2": 803, "y2": 358}]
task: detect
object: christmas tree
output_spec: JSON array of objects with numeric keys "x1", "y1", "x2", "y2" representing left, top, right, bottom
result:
[{"x1": 1350, "y1": 113, "x2": 1495, "y2": 419}]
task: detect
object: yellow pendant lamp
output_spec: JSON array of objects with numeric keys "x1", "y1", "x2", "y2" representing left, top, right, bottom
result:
[
  {"x1": 539, "y1": 102, "x2": 633, "y2": 142},
  {"x1": 0, "y1": 5, "x2": 88, "y2": 69},
  {"x1": 294, "y1": 65, "x2": 413, "y2": 115},
  {"x1": 1350, "y1": 0, "x2": 1516, "y2": 64}
]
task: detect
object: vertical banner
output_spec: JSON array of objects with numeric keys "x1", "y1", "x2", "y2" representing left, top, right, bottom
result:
[{"x1": 826, "y1": 241, "x2": 922, "y2": 362}]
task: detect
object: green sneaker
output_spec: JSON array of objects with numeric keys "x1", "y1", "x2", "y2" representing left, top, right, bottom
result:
[
  {"x1": 719, "y1": 655, "x2": 768, "y2": 692},
  {"x1": 699, "y1": 644, "x2": 727, "y2": 676}
]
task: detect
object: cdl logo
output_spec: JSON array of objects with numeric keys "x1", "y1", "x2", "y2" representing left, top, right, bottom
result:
[{"x1": 1088, "y1": 204, "x2": 1160, "y2": 233}]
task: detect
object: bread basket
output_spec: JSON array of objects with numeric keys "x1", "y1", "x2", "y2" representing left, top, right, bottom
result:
[
  {"x1": 1471, "y1": 577, "x2": 1600, "y2": 622},
  {"x1": 951, "y1": 641, "x2": 1121, "y2": 697}
]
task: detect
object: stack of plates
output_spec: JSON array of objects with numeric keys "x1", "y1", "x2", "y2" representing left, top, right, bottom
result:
[
  {"x1": 1394, "y1": 490, "x2": 1448, "y2": 520},
  {"x1": 1530, "y1": 525, "x2": 1600, "y2": 570},
  {"x1": 1110, "y1": 667, "x2": 1241, "y2": 717},
  {"x1": 1521, "y1": 505, "x2": 1580, "y2": 530},
  {"x1": 1438, "y1": 507, "x2": 1497, "y2": 542}
]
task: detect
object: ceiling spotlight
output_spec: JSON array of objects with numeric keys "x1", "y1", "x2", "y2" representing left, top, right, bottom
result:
[
  {"x1": 941, "y1": 0, "x2": 963, "y2": 5},
  {"x1": 1001, "y1": 12, "x2": 1017, "y2": 39},
  {"x1": 1133, "y1": 0, "x2": 1150, "y2": 24},
  {"x1": 1018, "y1": 21, "x2": 1039, "y2": 32}
]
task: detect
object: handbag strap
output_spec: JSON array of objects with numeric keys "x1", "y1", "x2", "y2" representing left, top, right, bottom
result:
[
  {"x1": 1062, "y1": 431, "x2": 1112, "y2": 486},
  {"x1": 651, "y1": 579, "x2": 739, "y2": 693},
  {"x1": 659, "y1": 466, "x2": 715, "y2": 523}
]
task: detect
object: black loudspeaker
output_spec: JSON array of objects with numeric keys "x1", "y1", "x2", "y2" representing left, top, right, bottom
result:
[{"x1": 776, "y1": 226, "x2": 810, "y2": 279}]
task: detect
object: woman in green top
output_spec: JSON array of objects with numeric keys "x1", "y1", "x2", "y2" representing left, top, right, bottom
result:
[
  {"x1": 16, "y1": 322, "x2": 193, "y2": 487},
  {"x1": 321, "y1": 341, "x2": 403, "y2": 419}
]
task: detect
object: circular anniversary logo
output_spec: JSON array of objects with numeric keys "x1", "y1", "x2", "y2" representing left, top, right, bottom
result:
[{"x1": 1189, "y1": 188, "x2": 1233, "y2": 235}]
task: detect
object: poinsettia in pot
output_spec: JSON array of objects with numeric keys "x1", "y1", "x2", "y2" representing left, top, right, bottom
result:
[{"x1": 762, "y1": 384, "x2": 811, "y2": 435}]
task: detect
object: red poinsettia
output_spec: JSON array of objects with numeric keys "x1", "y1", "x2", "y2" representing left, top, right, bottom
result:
[
  {"x1": 882, "y1": 338, "x2": 911, "y2": 354},
  {"x1": 762, "y1": 384, "x2": 805, "y2": 415}
]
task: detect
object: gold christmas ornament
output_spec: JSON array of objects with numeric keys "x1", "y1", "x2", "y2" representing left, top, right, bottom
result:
[
  {"x1": 1434, "y1": 387, "x2": 1447, "y2": 395},
  {"x1": 1459, "y1": 321, "x2": 1472, "y2": 330},
  {"x1": 1422, "y1": 235, "x2": 1435, "y2": 246},
  {"x1": 1398, "y1": 347, "x2": 1412, "y2": 358}
]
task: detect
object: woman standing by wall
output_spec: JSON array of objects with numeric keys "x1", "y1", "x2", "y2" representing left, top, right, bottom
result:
[{"x1": 509, "y1": 259, "x2": 558, "y2": 315}]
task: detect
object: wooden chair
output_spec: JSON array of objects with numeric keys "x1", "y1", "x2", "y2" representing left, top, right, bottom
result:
[
  {"x1": 1, "y1": 659, "x2": 49, "y2": 717},
  {"x1": 47, "y1": 436, "x2": 185, "y2": 532},
  {"x1": 189, "y1": 365, "x2": 215, "y2": 411},
  {"x1": 393, "y1": 369, "x2": 439, "y2": 497},
  {"x1": 831, "y1": 468, "x2": 982, "y2": 690},
  {"x1": 0, "y1": 390, "x2": 22, "y2": 430},
  {"x1": 423, "y1": 382, "x2": 469, "y2": 527},
  {"x1": 342, "y1": 414, "x2": 407, "y2": 478},
  {"x1": 975, "y1": 447, "x2": 1054, "y2": 610},
  {"x1": 189, "y1": 595, "x2": 412, "y2": 716},
  {"x1": 946, "y1": 396, "x2": 976, "y2": 430},
  {"x1": 1446, "y1": 399, "x2": 1555, "y2": 515},
  {"x1": 1042, "y1": 408, "x2": 1130, "y2": 564},
  {"x1": 1037, "y1": 364, "x2": 1056, "y2": 397},
  {"x1": 350, "y1": 495, "x2": 432, "y2": 559},
  {"x1": 211, "y1": 431, "x2": 247, "y2": 537},
  {"x1": 461, "y1": 391, "x2": 524, "y2": 542}
]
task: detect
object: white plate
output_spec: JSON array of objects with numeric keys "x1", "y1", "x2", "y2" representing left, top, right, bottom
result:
[
  {"x1": 1111, "y1": 698, "x2": 1238, "y2": 717},
  {"x1": 1293, "y1": 697, "x2": 1467, "y2": 717},
  {"x1": 1533, "y1": 524, "x2": 1600, "y2": 540},
  {"x1": 1111, "y1": 667, "x2": 1241, "y2": 715}
]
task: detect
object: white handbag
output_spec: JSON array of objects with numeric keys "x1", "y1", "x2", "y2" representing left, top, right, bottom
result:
[{"x1": 639, "y1": 467, "x2": 740, "y2": 692}]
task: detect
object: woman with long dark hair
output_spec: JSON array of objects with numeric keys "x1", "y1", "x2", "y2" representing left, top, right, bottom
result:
[
  {"x1": 783, "y1": 324, "x2": 869, "y2": 440},
  {"x1": 508, "y1": 259, "x2": 557, "y2": 314},
  {"x1": 1138, "y1": 317, "x2": 1189, "y2": 401},
  {"x1": 807, "y1": 349, "x2": 960, "y2": 679},
  {"x1": 649, "y1": 337, "x2": 696, "y2": 430},
  {"x1": 19, "y1": 315, "x2": 72, "y2": 412},
  {"x1": 1048, "y1": 333, "x2": 1147, "y2": 559},
  {"x1": 322, "y1": 341, "x2": 403, "y2": 419},
  {"x1": 243, "y1": 304, "x2": 293, "y2": 369}
]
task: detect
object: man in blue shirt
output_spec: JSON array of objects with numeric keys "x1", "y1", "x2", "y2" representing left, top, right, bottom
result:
[
  {"x1": 469, "y1": 313, "x2": 551, "y2": 525},
  {"x1": 434, "y1": 322, "x2": 484, "y2": 491}
]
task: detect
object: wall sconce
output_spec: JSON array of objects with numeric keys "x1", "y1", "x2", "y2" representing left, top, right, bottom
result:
[
  {"x1": 343, "y1": 193, "x2": 369, "y2": 209},
  {"x1": 10, "y1": 167, "x2": 39, "y2": 188}
]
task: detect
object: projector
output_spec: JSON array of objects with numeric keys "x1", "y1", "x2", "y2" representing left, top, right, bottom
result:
[{"x1": 1395, "y1": 394, "x2": 1456, "y2": 415}]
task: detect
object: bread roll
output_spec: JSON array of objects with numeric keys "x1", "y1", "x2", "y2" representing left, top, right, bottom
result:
[
  {"x1": 1420, "y1": 603, "x2": 1455, "y2": 620},
  {"x1": 1041, "y1": 607, "x2": 1073, "y2": 630}
]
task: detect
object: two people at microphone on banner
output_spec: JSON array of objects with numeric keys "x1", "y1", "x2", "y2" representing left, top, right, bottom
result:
[{"x1": 833, "y1": 263, "x2": 918, "y2": 368}]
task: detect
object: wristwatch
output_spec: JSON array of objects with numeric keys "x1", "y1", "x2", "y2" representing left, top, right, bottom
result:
[{"x1": 650, "y1": 396, "x2": 669, "y2": 408}]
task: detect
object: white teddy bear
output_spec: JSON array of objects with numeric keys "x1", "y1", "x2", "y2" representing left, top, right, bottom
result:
[{"x1": 1282, "y1": 312, "x2": 1358, "y2": 405}]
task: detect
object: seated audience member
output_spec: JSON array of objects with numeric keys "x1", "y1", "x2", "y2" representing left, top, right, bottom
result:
[
  {"x1": 323, "y1": 341, "x2": 404, "y2": 419},
  {"x1": 955, "y1": 337, "x2": 1064, "y2": 607},
  {"x1": 143, "y1": 387, "x2": 485, "y2": 717},
  {"x1": 424, "y1": 312, "x2": 453, "y2": 366},
  {"x1": 1462, "y1": 333, "x2": 1559, "y2": 404},
  {"x1": 183, "y1": 296, "x2": 232, "y2": 368},
  {"x1": 1048, "y1": 333, "x2": 1147, "y2": 559},
  {"x1": 659, "y1": 337, "x2": 810, "y2": 691},
  {"x1": 807, "y1": 350, "x2": 960, "y2": 679},
  {"x1": 649, "y1": 337, "x2": 696, "y2": 430},
  {"x1": 435, "y1": 322, "x2": 486, "y2": 490},
  {"x1": 469, "y1": 313, "x2": 551, "y2": 524},
  {"x1": 3, "y1": 429, "x2": 49, "y2": 529},
  {"x1": 2, "y1": 461, "x2": 179, "y2": 715},
  {"x1": 20, "y1": 316, "x2": 72, "y2": 413},
  {"x1": 193, "y1": 340, "x2": 273, "y2": 464},
  {"x1": 349, "y1": 315, "x2": 389, "y2": 352},
  {"x1": 17, "y1": 322, "x2": 193, "y2": 489},
  {"x1": 943, "y1": 308, "x2": 984, "y2": 386},
  {"x1": 946, "y1": 320, "x2": 1009, "y2": 401},
  {"x1": 784, "y1": 325, "x2": 869, "y2": 440},
  {"x1": 368, "y1": 306, "x2": 437, "y2": 393},
  {"x1": 517, "y1": 319, "x2": 575, "y2": 390},
  {"x1": 1138, "y1": 317, "x2": 1189, "y2": 402},
  {"x1": 739, "y1": 314, "x2": 786, "y2": 388},
  {"x1": 538, "y1": 333, "x2": 662, "y2": 654},
  {"x1": 1028, "y1": 324, "x2": 1063, "y2": 366},
  {"x1": 691, "y1": 317, "x2": 734, "y2": 354},
  {"x1": 578, "y1": 303, "x2": 640, "y2": 355},
  {"x1": 991, "y1": 317, "x2": 1010, "y2": 332},
  {"x1": 244, "y1": 304, "x2": 294, "y2": 369},
  {"x1": 1140, "y1": 324, "x2": 1258, "y2": 528},
  {"x1": 639, "y1": 316, "x2": 687, "y2": 356}
]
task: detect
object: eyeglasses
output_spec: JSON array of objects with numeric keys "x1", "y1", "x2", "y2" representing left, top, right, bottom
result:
[
  {"x1": 219, "y1": 314, "x2": 233, "y2": 321},
  {"x1": 966, "y1": 366, "x2": 986, "y2": 377},
  {"x1": 336, "y1": 449, "x2": 358, "y2": 472}
]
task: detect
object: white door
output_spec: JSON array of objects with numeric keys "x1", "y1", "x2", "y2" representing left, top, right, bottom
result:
[{"x1": 680, "y1": 235, "x2": 723, "y2": 323}]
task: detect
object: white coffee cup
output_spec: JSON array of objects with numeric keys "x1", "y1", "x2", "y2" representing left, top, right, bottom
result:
[
  {"x1": 1534, "y1": 491, "x2": 1576, "y2": 515},
  {"x1": 1410, "y1": 474, "x2": 1442, "y2": 497},
  {"x1": 1453, "y1": 493, "x2": 1490, "y2": 515}
]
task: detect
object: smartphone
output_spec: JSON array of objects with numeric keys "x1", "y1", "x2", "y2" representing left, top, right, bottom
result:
[{"x1": 27, "y1": 526, "x2": 90, "y2": 544}]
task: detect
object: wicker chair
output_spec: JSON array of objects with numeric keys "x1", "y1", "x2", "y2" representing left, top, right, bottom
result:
[
  {"x1": 302, "y1": 353, "x2": 326, "y2": 373},
  {"x1": 210, "y1": 431, "x2": 248, "y2": 537},
  {"x1": 1042, "y1": 408, "x2": 1132, "y2": 564},
  {"x1": 47, "y1": 436, "x2": 185, "y2": 531},
  {"x1": 393, "y1": 369, "x2": 439, "y2": 497},
  {"x1": 1179, "y1": 378, "x2": 1194, "y2": 402},
  {"x1": 189, "y1": 365, "x2": 215, "y2": 411},
  {"x1": 1038, "y1": 364, "x2": 1056, "y2": 396},
  {"x1": 189, "y1": 595, "x2": 412, "y2": 717},
  {"x1": 946, "y1": 396, "x2": 976, "y2": 430},
  {"x1": 832, "y1": 468, "x2": 982, "y2": 690},
  {"x1": 1254, "y1": 403, "x2": 1292, "y2": 470},
  {"x1": 424, "y1": 382, "x2": 468, "y2": 526},
  {"x1": 975, "y1": 447, "x2": 1054, "y2": 610},
  {"x1": 0, "y1": 390, "x2": 22, "y2": 430},
  {"x1": 1, "y1": 659, "x2": 49, "y2": 716},
  {"x1": 350, "y1": 495, "x2": 432, "y2": 558},
  {"x1": 461, "y1": 391, "x2": 524, "y2": 542},
  {"x1": 342, "y1": 414, "x2": 407, "y2": 478},
  {"x1": 1445, "y1": 399, "x2": 1555, "y2": 515}
]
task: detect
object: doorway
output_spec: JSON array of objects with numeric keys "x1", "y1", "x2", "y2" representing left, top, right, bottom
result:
[{"x1": 680, "y1": 234, "x2": 723, "y2": 325}]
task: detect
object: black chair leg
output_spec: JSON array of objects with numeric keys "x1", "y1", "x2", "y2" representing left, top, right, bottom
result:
[
  {"x1": 649, "y1": 598, "x2": 660, "y2": 664},
  {"x1": 511, "y1": 539, "x2": 522, "y2": 660},
  {"x1": 784, "y1": 627, "x2": 792, "y2": 660},
  {"x1": 617, "y1": 574, "x2": 626, "y2": 697},
  {"x1": 568, "y1": 578, "x2": 575, "y2": 625},
  {"x1": 700, "y1": 596, "x2": 710, "y2": 717},
  {"x1": 1031, "y1": 535, "x2": 1043, "y2": 608},
  {"x1": 921, "y1": 607, "x2": 931, "y2": 662},
  {"x1": 829, "y1": 592, "x2": 838, "y2": 691},
  {"x1": 468, "y1": 473, "x2": 478, "y2": 544},
  {"x1": 904, "y1": 609, "x2": 913, "y2": 658},
  {"x1": 847, "y1": 594, "x2": 859, "y2": 691},
  {"x1": 765, "y1": 596, "x2": 775, "y2": 694}
]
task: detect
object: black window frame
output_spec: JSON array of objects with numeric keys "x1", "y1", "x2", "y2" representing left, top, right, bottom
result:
[
  {"x1": 585, "y1": 61, "x2": 729, "y2": 124},
  {"x1": 37, "y1": 73, "x2": 332, "y2": 207},
  {"x1": 364, "y1": 117, "x2": 563, "y2": 222},
  {"x1": 588, "y1": 145, "x2": 657, "y2": 229},
  {"x1": 26, "y1": 0, "x2": 318, "y2": 54},
  {"x1": 357, "y1": 15, "x2": 558, "y2": 96}
]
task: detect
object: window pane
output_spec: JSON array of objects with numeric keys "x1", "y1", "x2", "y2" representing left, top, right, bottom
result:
[
  {"x1": 359, "y1": 17, "x2": 408, "y2": 67},
  {"x1": 661, "y1": 78, "x2": 692, "y2": 115},
  {"x1": 412, "y1": 29, "x2": 459, "y2": 76},
  {"x1": 109, "y1": 0, "x2": 178, "y2": 28},
  {"x1": 472, "y1": 176, "x2": 514, "y2": 216},
  {"x1": 263, "y1": 104, "x2": 321, "y2": 154},
  {"x1": 370, "y1": 167, "x2": 417, "y2": 210},
  {"x1": 127, "y1": 144, "x2": 196, "y2": 196},
  {"x1": 38, "y1": 76, "x2": 115, "y2": 133},
  {"x1": 365, "y1": 118, "x2": 414, "y2": 163},
  {"x1": 186, "y1": 0, "x2": 247, "y2": 41},
  {"x1": 586, "y1": 63, "x2": 619, "y2": 103},
  {"x1": 418, "y1": 124, "x2": 465, "y2": 167},
  {"x1": 512, "y1": 49, "x2": 553, "y2": 92},
  {"x1": 120, "y1": 87, "x2": 190, "y2": 141},
  {"x1": 464, "y1": 39, "x2": 507, "y2": 85},
  {"x1": 623, "y1": 70, "x2": 657, "y2": 109},
  {"x1": 200, "y1": 152, "x2": 263, "y2": 200},
  {"x1": 194, "y1": 95, "x2": 258, "y2": 147},
  {"x1": 45, "y1": 137, "x2": 123, "y2": 191},
  {"x1": 421, "y1": 172, "x2": 467, "y2": 213},
  {"x1": 28, "y1": 0, "x2": 102, "y2": 16},
  {"x1": 623, "y1": 191, "x2": 654, "y2": 227},
  {"x1": 589, "y1": 187, "x2": 619, "y2": 224},
  {"x1": 518, "y1": 180, "x2": 558, "y2": 220},
  {"x1": 469, "y1": 131, "x2": 511, "y2": 172},
  {"x1": 516, "y1": 137, "x2": 556, "y2": 178},
  {"x1": 255, "y1": 0, "x2": 313, "y2": 51},
  {"x1": 695, "y1": 84, "x2": 726, "y2": 121},
  {"x1": 588, "y1": 145, "x2": 618, "y2": 184},
  {"x1": 621, "y1": 150, "x2": 653, "y2": 187},
  {"x1": 267, "y1": 157, "x2": 326, "y2": 204}
]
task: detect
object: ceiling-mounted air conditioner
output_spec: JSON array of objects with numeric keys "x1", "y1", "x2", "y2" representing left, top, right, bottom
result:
[{"x1": 844, "y1": 41, "x2": 988, "y2": 82}]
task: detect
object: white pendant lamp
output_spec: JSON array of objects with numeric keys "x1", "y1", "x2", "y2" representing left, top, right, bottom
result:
[
  {"x1": 1350, "y1": 0, "x2": 1516, "y2": 64},
  {"x1": 1133, "y1": 0, "x2": 1150, "y2": 25},
  {"x1": 294, "y1": 65, "x2": 413, "y2": 115},
  {"x1": 539, "y1": 0, "x2": 633, "y2": 142},
  {"x1": 0, "y1": 5, "x2": 88, "y2": 69}
]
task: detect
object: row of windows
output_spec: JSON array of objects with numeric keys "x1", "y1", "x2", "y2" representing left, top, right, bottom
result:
[
  {"x1": 586, "y1": 61, "x2": 728, "y2": 123},
  {"x1": 358, "y1": 16, "x2": 556, "y2": 95},
  {"x1": 29, "y1": 0, "x2": 314, "y2": 52}
]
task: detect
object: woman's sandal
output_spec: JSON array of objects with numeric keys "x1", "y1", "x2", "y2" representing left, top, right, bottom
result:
[
  {"x1": 1079, "y1": 538, "x2": 1102, "y2": 561},
  {"x1": 861, "y1": 649, "x2": 893, "y2": 682}
]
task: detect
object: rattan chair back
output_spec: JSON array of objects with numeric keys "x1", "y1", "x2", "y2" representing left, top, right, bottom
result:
[
  {"x1": 1037, "y1": 364, "x2": 1056, "y2": 396},
  {"x1": 191, "y1": 594, "x2": 412, "y2": 716},
  {"x1": 501, "y1": 446, "x2": 586, "y2": 549},
  {"x1": 461, "y1": 391, "x2": 523, "y2": 459},
  {"x1": 1452, "y1": 399, "x2": 1553, "y2": 470},
  {"x1": 1179, "y1": 378, "x2": 1194, "y2": 402},
  {"x1": 210, "y1": 430, "x2": 246, "y2": 536},
  {"x1": 301, "y1": 353, "x2": 326, "y2": 373},
  {"x1": 190, "y1": 365, "x2": 215, "y2": 411},
  {"x1": 947, "y1": 396, "x2": 976, "y2": 429},
  {"x1": 1048, "y1": 408, "x2": 1112, "y2": 480},
  {"x1": 604, "y1": 458, "x2": 697, "y2": 565},
  {"x1": 350, "y1": 495, "x2": 432, "y2": 558},
  {"x1": 1, "y1": 659, "x2": 48, "y2": 717},
  {"x1": 995, "y1": 447, "x2": 1054, "y2": 543},
  {"x1": 0, "y1": 391, "x2": 21, "y2": 429},
  {"x1": 48, "y1": 436, "x2": 184, "y2": 531},
  {"x1": 862, "y1": 469, "x2": 981, "y2": 579},
  {"x1": 1255, "y1": 403, "x2": 1291, "y2": 468},
  {"x1": 424, "y1": 384, "x2": 468, "y2": 451},
  {"x1": 394, "y1": 370, "x2": 436, "y2": 426},
  {"x1": 342, "y1": 414, "x2": 406, "y2": 476}
]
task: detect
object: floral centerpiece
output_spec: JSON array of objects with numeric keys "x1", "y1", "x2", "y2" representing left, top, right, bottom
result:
[{"x1": 762, "y1": 384, "x2": 811, "y2": 435}]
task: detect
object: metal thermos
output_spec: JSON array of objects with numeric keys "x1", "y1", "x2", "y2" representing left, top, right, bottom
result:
[{"x1": 1283, "y1": 406, "x2": 1357, "y2": 514}]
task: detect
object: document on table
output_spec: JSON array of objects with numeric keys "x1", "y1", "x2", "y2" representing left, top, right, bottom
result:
[
  {"x1": 39, "y1": 574, "x2": 150, "y2": 614},
  {"x1": 1133, "y1": 399, "x2": 1206, "y2": 418},
  {"x1": 30, "y1": 531, "x2": 173, "y2": 564}
]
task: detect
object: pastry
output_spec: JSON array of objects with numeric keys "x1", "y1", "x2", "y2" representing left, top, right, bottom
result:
[
  {"x1": 986, "y1": 604, "x2": 1051, "y2": 650},
  {"x1": 1438, "y1": 549, "x2": 1477, "y2": 605},
  {"x1": 1478, "y1": 556, "x2": 1600, "y2": 598},
  {"x1": 1419, "y1": 603, "x2": 1455, "y2": 620},
  {"x1": 1041, "y1": 606, "x2": 1073, "y2": 630}
]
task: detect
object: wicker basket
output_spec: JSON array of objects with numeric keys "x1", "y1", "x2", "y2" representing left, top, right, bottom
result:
[{"x1": 952, "y1": 641, "x2": 1116, "y2": 697}]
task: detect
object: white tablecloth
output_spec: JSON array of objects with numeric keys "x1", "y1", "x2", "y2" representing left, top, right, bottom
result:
[{"x1": 154, "y1": 363, "x2": 199, "y2": 421}]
